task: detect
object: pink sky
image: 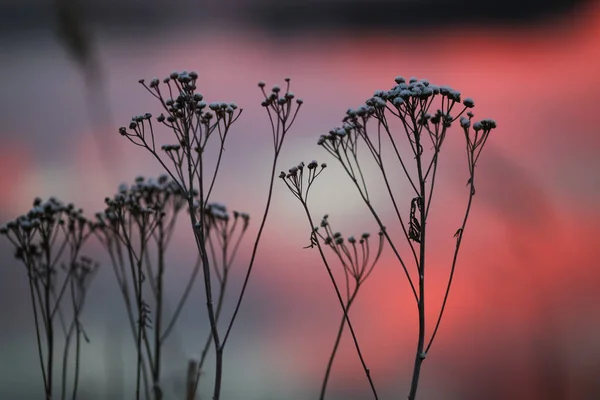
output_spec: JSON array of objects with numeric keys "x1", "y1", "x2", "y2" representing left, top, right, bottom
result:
[{"x1": 0, "y1": 2, "x2": 599, "y2": 398}]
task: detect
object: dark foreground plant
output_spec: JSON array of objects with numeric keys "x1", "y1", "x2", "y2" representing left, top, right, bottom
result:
[
  {"x1": 314, "y1": 76, "x2": 496, "y2": 399},
  {"x1": 0, "y1": 198, "x2": 98, "y2": 400},
  {"x1": 280, "y1": 162, "x2": 383, "y2": 399},
  {"x1": 117, "y1": 71, "x2": 302, "y2": 399},
  {"x1": 93, "y1": 175, "x2": 184, "y2": 399},
  {"x1": 315, "y1": 217, "x2": 384, "y2": 400},
  {"x1": 93, "y1": 174, "x2": 250, "y2": 399},
  {"x1": 0, "y1": 70, "x2": 497, "y2": 400}
]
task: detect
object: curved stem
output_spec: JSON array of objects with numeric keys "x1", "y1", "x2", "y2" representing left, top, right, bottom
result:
[{"x1": 221, "y1": 149, "x2": 280, "y2": 348}]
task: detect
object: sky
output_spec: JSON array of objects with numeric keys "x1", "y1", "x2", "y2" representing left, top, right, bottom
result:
[{"x1": 0, "y1": 0, "x2": 599, "y2": 399}]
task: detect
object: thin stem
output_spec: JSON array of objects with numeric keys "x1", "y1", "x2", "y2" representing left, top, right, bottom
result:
[
  {"x1": 189, "y1": 208, "x2": 222, "y2": 400},
  {"x1": 153, "y1": 222, "x2": 165, "y2": 398},
  {"x1": 408, "y1": 114, "x2": 426, "y2": 400},
  {"x1": 319, "y1": 286, "x2": 360, "y2": 400},
  {"x1": 301, "y1": 203, "x2": 378, "y2": 399},
  {"x1": 160, "y1": 255, "x2": 202, "y2": 343},
  {"x1": 425, "y1": 168, "x2": 476, "y2": 354},
  {"x1": 221, "y1": 146, "x2": 280, "y2": 348},
  {"x1": 26, "y1": 258, "x2": 49, "y2": 398},
  {"x1": 44, "y1": 241, "x2": 54, "y2": 400}
]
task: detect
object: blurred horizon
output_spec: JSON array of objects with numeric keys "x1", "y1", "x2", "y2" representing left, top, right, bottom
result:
[
  {"x1": 0, "y1": 0, "x2": 592, "y2": 34},
  {"x1": 1, "y1": 0, "x2": 599, "y2": 399}
]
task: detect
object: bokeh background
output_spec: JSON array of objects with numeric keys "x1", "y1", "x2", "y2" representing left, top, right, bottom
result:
[{"x1": 1, "y1": 0, "x2": 599, "y2": 398}]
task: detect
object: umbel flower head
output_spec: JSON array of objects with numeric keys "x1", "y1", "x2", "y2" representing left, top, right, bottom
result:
[
  {"x1": 1, "y1": 197, "x2": 91, "y2": 244},
  {"x1": 0, "y1": 196, "x2": 96, "y2": 284},
  {"x1": 117, "y1": 71, "x2": 243, "y2": 198},
  {"x1": 314, "y1": 215, "x2": 385, "y2": 285},
  {"x1": 279, "y1": 160, "x2": 327, "y2": 203},
  {"x1": 189, "y1": 201, "x2": 251, "y2": 236},
  {"x1": 318, "y1": 76, "x2": 490, "y2": 151}
]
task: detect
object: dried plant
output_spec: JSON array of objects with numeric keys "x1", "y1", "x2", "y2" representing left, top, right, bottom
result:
[
  {"x1": 93, "y1": 175, "x2": 188, "y2": 399},
  {"x1": 314, "y1": 217, "x2": 384, "y2": 400},
  {"x1": 0, "y1": 198, "x2": 98, "y2": 400},
  {"x1": 280, "y1": 162, "x2": 381, "y2": 399},
  {"x1": 316, "y1": 76, "x2": 496, "y2": 398},
  {"x1": 0, "y1": 71, "x2": 497, "y2": 400},
  {"x1": 117, "y1": 71, "x2": 302, "y2": 399}
]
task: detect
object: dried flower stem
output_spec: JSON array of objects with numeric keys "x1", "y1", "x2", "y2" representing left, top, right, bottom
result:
[
  {"x1": 318, "y1": 76, "x2": 496, "y2": 399},
  {"x1": 280, "y1": 163, "x2": 379, "y2": 399},
  {"x1": 1, "y1": 199, "x2": 96, "y2": 400}
]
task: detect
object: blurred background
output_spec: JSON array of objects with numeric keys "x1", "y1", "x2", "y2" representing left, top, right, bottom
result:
[{"x1": 1, "y1": 0, "x2": 599, "y2": 398}]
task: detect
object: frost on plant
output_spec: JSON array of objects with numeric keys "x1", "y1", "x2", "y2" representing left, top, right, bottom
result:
[
  {"x1": 314, "y1": 75, "x2": 496, "y2": 399},
  {"x1": 0, "y1": 197, "x2": 98, "y2": 400},
  {"x1": 92, "y1": 174, "x2": 250, "y2": 399},
  {"x1": 0, "y1": 70, "x2": 497, "y2": 400},
  {"x1": 118, "y1": 71, "x2": 302, "y2": 400}
]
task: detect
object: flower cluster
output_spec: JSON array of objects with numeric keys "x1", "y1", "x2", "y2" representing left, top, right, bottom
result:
[
  {"x1": 118, "y1": 71, "x2": 243, "y2": 182},
  {"x1": 193, "y1": 201, "x2": 251, "y2": 232},
  {"x1": 140, "y1": 71, "x2": 238, "y2": 122},
  {"x1": 1, "y1": 197, "x2": 94, "y2": 267},
  {"x1": 318, "y1": 76, "x2": 483, "y2": 149},
  {"x1": 0, "y1": 196, "x2": 97, "y2": 399},
  {"x1": 259, "y1": 78, "x2": 303, "y2": 109},
  {"x1": 1, "y1": 197, "x2": 87, "y2": 236},
  {"x1": 94, "y1": 175, "x2": 187, "y2": 238},
  {"x1": 315, "y1": 215, "x2": 384, "y2": 285},
  {"x1": 258, "y1": 79, "x2": 304, "y2": 153},
  {"x1": 279, "y1": 160, "x2": 327, "y2": 203},
  {"x1": 366, "y1": 76, "x2": 470, "y2": 109}
]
